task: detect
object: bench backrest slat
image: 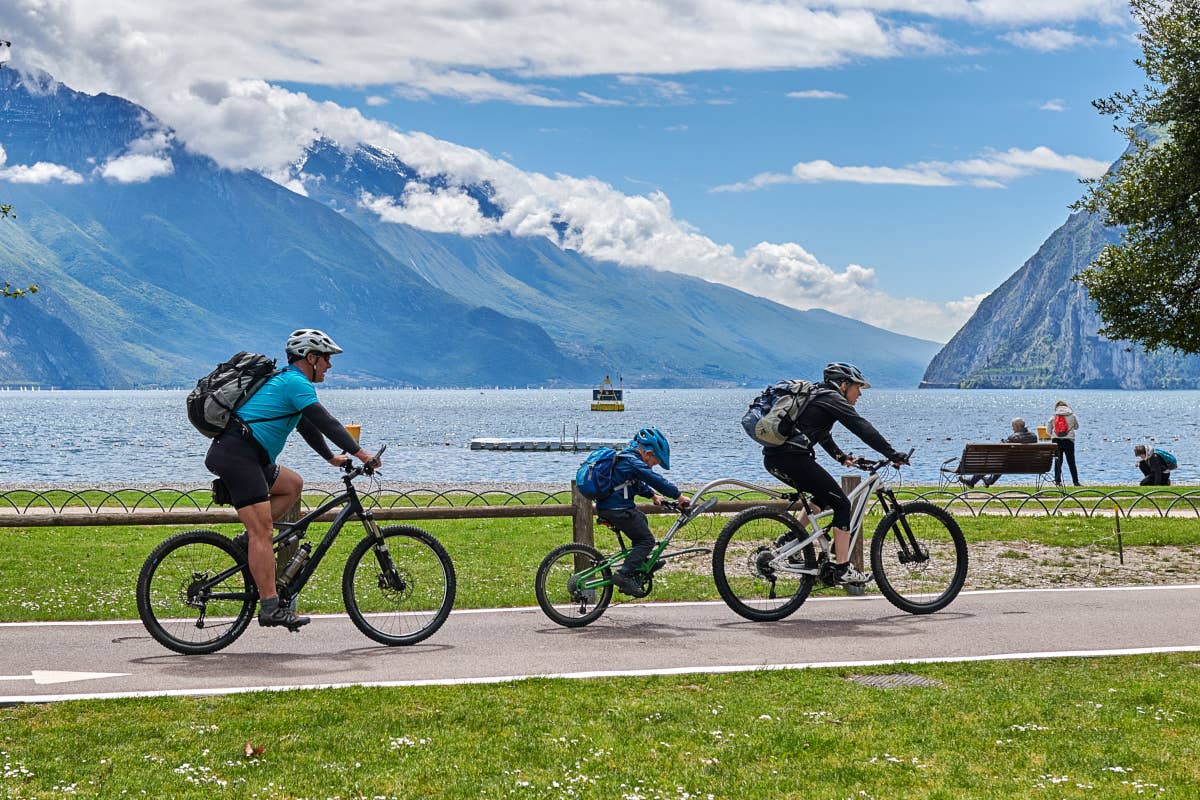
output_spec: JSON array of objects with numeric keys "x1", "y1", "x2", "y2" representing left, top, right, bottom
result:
[{"x1": 955, "y1": 443, "x2": 1059, "y2": 474}]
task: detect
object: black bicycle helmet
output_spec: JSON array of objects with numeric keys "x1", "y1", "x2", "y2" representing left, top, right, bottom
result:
[{"x1": 823, "y1": 362, "x2": 871, "y2": 388}]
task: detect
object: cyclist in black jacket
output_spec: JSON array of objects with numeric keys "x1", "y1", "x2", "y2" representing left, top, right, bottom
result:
[{"x1": 762, "y1": 362, "x2": 907, "y2": 585}]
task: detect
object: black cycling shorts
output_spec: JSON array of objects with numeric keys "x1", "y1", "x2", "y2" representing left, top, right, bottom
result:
[
  {"x1": 204, "y1": 427, "x2": 280, "y2": 510},
  {"x1": 763, "y1": 449, "x2": 851, "y2": 529}
]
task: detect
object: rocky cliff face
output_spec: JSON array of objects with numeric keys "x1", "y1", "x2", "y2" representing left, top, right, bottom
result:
[{"x1": 922, "y1": 198, "x2": 1200, "y2": 389}]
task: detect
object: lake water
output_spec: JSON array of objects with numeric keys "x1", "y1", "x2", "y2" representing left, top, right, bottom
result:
[{"x1": 0, "y1": 388, "x2": 1194, "y2": 486}]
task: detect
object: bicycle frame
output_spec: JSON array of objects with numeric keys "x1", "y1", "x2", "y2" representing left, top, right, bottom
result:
[
  {"x1": 576, "y1": 498, "x2": 716, "y2": 592},
  {"x1": 196, "y1": 471, "x2": 386, "y2": 605},
  {"x1": 691, "y1": 469, "x2": 906, "y2": 577}
]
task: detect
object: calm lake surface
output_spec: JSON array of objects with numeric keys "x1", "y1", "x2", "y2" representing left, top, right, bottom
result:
[{"x1": 0, "y1": 388, "x2": 1194, "y2": 486}]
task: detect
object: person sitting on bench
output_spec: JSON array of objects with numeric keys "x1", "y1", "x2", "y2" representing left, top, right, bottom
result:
[{"x1": 961, "y1": 418, "x2": 1038, "y2": 488}]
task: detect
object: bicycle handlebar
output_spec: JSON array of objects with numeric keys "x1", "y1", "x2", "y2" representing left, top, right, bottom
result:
[
  {"x1": 341, "y1": 443, "x2": 387, "y2": 478},
  {"x1": 851, "y1": 446, "x2": 915, "y2": 474}
]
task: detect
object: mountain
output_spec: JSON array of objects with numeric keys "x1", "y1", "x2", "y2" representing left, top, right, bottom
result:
[
  {"x1": 0, "y1": 69, "x2": 939, "y2": 389},
  {"x1": 921, "y1": 171, "x2": 1200, "y2": 389},
  {"x1": 291, "y1": 140, "x2": 942, "y2": 387},
  {"x1": 0, "y1": 69, "x2": 585, "y2": 388}
]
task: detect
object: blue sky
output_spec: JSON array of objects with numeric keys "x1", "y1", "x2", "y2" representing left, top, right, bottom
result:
[
  {"x1": 4, "y1": 1, "x2": 1145, "y2": 340},
  {"x1": 313, "y1": 28, "x2": 1138, "y2": 302}
]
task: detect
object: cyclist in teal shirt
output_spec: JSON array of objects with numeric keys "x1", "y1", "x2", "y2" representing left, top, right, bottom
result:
[{"x1": 205, "y1": 329, "x2": 380, "y2": 630}]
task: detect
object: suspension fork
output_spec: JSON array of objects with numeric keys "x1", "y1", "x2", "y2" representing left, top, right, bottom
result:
[
  {"x1": 362, "y1": 511, "x2": 405, "y2": 589},
  {"x1": 879, "y1": 489, "x2": 928, "y2": 563}
]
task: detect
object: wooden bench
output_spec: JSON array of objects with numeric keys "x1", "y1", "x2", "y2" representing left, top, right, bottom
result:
[{"x1": 939, "y1": 443, "x2": 1061, "y2": 489}]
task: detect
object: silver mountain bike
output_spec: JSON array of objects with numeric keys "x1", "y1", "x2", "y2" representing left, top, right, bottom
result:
[{"x1": 708, "y1": 450, "x2": 967, "y2": 621}]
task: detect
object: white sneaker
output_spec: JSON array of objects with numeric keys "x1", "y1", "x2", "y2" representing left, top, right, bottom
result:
[{"x1": 836, "y1": 564, "x2": 871, "y2": 586}]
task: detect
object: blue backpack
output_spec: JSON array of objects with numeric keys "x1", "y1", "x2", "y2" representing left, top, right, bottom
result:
[
  {"x1": 575, "y1": 447, "x2": 625, "y2": 500},
  {"x1": 1154, "y1": 448, "x2": 1178, "y2": 470}
]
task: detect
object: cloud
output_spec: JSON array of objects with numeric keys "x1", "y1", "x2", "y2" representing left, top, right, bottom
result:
[
  {"x1": 1, "y1": 0, "x2": 1128, "y2": 343},
  {"x1": 823, "y1": 0, "x2": 1128, "y2": 26},
  {"x1": 364, "y1": 95, "x2": 389, "y2": 107},
  {"x1": 290, "y1": 138, "x2": 979, "y2": 340},
  {"x1": 716, "y1": 160, "x2": 957, "y2": 191},
  {"x1": 1040, "y1": 98, "x2": 1067, "y2": 111},
  {"x1": 99, "y1": 153, "x2": 174, "y2": 183},
  {"x1": 715, "y1": 146, "x2": 1109, "y2": 192},
  {"x1": 360, "y1": 186, "x2": 502, "y2": 237},
  {"x1": 577, "y1": 91, "x2": 625, "y2": 106},
  {"x1": 0, "y1": 143, "x2": 83, "y2": 184},
  {"x1": 787, "y1": 89, "x2": 848, "y2": 100},
  {"x1": 1000, "y1": 27, "x2": 1098, "y2": 52},
  {"x1": 6, "y1": 1, "x2": 951, "y2": 110}
]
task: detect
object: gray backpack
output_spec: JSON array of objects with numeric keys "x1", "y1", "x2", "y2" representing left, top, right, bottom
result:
[
  {"x1": 186, "y1": 352, "x2": 281, "y2": 437},
  {"x1": 741, "y1": 380, "x2": 819, "y2": 447}
]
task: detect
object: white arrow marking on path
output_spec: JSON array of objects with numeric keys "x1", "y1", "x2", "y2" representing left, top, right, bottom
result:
[{"x1": 0, "y1": 671, "x2": 129, "y2": 685}]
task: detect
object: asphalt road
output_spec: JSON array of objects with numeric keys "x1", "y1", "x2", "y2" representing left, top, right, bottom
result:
[{"x1": 3, "y1": 585, "x2": 1199, "y2": 704}]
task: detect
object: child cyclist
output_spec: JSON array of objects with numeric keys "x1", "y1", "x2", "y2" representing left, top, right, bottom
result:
[{"x1": 596, "y1": 427, "x2": 691, "y2": 596}]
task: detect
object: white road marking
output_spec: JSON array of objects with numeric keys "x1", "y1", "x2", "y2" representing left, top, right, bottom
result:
[
  {"x1": 4, "y1": 645, "x2": 1200, "y2": 704},
  {"x1": 0, "y1": 670, "x2": 129, "y2": 685}
]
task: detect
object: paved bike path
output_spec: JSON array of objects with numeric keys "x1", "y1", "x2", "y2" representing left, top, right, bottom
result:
[{"x1": 3, "y1": 585, "x2": 1199, "y2": 704}]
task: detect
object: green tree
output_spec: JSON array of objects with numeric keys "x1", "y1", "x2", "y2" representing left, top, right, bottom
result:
[
  {"x1": 1073, "y1": 0, "x2": 1200, "y2": 352},
  {"x1": 1, "y1": 202, "x2": 38, "y2": 298}
]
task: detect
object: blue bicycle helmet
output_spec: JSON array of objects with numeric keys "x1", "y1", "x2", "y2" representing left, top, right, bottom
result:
[{"x1": 630, "y1": 427, "x2": 671, "y2": 470}]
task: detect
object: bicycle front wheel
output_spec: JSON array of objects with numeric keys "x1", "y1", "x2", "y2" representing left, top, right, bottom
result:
[
  {"x1": 535, "y1": 543, "x2": 613, "y2": 627},
  {"x1": 712, "y1": 507, "x2": 816, "y2": 622},
  {"x1": 136, "y1": 529, "x2": 255, "y2": 655},
  {"x1": 342, "y1": 525, "x2": 456, "y2": 646},
  {"x1": 870, "y1": 501, "x2": 968, "y2": 614}
]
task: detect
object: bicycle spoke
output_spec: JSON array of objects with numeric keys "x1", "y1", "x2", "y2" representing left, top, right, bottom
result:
[
  {"x1": 871, "y1": 502, "x2": 968, "y2": 614},
  {"x1": 343, "y1": 526, "x2": 455, "y2": 646},
  {"x1": 137, "y1": 530, "x2": 255, "y2": 655},
  {"x1": 713, "y1": 508, "x2": 815, "y2": 622},
  {"x1": 535, "y1": 543, "x2": 613, "y2": 627}
]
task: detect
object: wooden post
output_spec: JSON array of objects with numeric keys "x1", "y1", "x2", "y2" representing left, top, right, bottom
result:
[
  {"x1": 840, "y1": 474, "x2": 864, "y2": 597},
  {"x1": 571, "y1": 480, "x2": 594, "y2": 548}
]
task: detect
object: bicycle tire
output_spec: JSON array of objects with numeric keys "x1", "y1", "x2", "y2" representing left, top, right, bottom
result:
[
  {"x1": 712, "y1": 507, "x2": 816, "y2": 622},
  {"x1": 342, "y1": 525, "x2": 456, "y2": 646},
  {"x1": 136, "y1": 529, "x2": 256, "y2": 655},
  {"x1": 870, "y1": 501, "x2": 968, "y2": 614},
  {"x1": 535, "y1": 543, "x2": 613, "y2": 627}
]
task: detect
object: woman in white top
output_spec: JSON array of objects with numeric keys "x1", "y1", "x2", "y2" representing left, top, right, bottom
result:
[{"x1": 1048, "y1": 400, "x2": 1080, "y2": 486}]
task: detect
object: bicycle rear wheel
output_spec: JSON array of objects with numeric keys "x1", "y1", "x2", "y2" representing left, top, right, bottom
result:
[
  {"x1": 712, "y1": 507, "x2": 816, "y2": 622},
  {"x1": 136, "y1": 529, "x2": 255, "y2": 655},
  {"x1": 535, "y1": 543, "x2": 613, "y2": 627},
  {"x1": 342, "y1": 525, "x2": 456, "y2": 646},
  {"x1": 870, "y1": 501, "x2": 968, "y2": 614}
]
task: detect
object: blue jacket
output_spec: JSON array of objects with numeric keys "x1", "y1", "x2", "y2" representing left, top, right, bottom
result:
[{"x1": 595, "y1": 447, "x2": 682, "y2": 511}]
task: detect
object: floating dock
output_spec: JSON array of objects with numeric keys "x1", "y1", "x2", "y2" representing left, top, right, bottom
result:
[{"x1": 469, "y1": 438, "x2": 626, "y2": 452}]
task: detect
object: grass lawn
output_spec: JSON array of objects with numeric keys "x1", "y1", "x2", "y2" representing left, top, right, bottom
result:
[
  {"x1": 3, "y1": 654, "x2": 1198, "y2": 799},
  {"x1": 1, "y1": 512, "x2": 1198, "y2": 622}
]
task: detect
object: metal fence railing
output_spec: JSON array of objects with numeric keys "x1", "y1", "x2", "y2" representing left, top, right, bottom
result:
[{"x1": 2, "y1": 485, "x2": 1199, "y2": 528}]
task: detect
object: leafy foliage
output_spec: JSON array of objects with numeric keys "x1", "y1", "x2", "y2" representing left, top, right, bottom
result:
[
  {"x1": 1073, "y1": 0, "x2": 1200, "y2": 352},
  {"x1": 1, "y1": 201, "x2": 39, "y2": 298}
]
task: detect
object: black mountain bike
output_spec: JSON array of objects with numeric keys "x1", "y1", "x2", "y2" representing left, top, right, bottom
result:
[{"x1": 136, "y1": 446, "x2": 456, "y2": 654}]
